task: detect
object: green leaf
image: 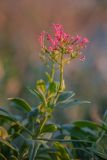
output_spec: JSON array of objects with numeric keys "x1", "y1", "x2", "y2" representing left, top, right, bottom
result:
[
  {"x1": 36, "y1": 79, "x2": 46, "y2": 93},
  {"x1": 8, "y1": 98, "x2": 32, "y2": 112},
  {"x1": 0, "y1": 126, "x2": 8, "y2": 140},
  {"x1": 73, "y1": 120, "x2": 107, "y2": 133},
  {"x1": 94, "y1": 134, "x2": 107, "y2": 155},
  {"x1": 60, "y1": 121, "x2": 100, "y2": 141},
  {"x1": 0, "y1": 153, "x2": 7, "y2": 160},
  {"x1": 54, "y1": 142, "x2": 71, "y2": 160},
  {"x1": 28, "y1": 88, "x2": 47, "y2": 106},
  {"x1": 56, "y1": 99, "x2": 90, "y2": 109},
  {"x1": 92, "y1": 149, "x2": 107, "y2": 159},
  {"x1": 49, "y1": 81, "x2": 59, "y2": 94},
  {"x1": 41, "y1": 124, "x2": 57, "y2": 133},
  {"x1": 73, "y1": 120, "x2": 100, "y2": 130},
  {"x1": 28, "y1": 108, "x2": 39, "y2": 120},
  {"x1": 71, "y1": 127, "x2": 97, "y2": 141},
  {"x1": 57, "y1": 91, "x2": 75, "y2": 103},
  {"x1": 0, "y1": 139, "x2": 17, "y2": 152},
  {"x1": 0, "y1": 109, "x2": 32, "y2": 136},
  {"x1": 0, "y1": 115, "x2": 14, "y2": 122},
  {"x1": 37, "y1": 155, "x2": 51, "y2": 160},
  {"x1": 45, "y1": 72, "x2": 52, "y2": 82},
  {"x1": 103, "y1": 110, "x2": 107, "y2": 123},
  {"x1": 10, "y1": 156, "x2": 19, "y2": 160},
  {"x1": 0, "y1": 108, "x2": 14, "y2": 117},
  {"x1": 0, "y1": 108, "x2": 20, "y2": 122}
]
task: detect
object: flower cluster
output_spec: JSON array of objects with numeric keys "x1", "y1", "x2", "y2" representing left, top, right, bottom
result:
[{"x1": 39, "y1": 24, "x2": 89, "y2": 62}]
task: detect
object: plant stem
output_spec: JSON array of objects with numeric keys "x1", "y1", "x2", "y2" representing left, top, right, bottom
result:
[
  {"x1": 29, "y1": 141, "x2": 41, "y2": 160},
  {"x1": 29, "y1": 114, "x2": 48, "y2": 160},
  {"x1": 54, "y1": 53, "x2": 64, "y2": 104},
  {"x1": 51, "y1": 62, "x2": 55, "y2": 81},
  {"x1": 59, "y1": 54, "x2": 64, "y2": 91},
  {"x1": 33, "y1": 138, "x2": 93, "y2": 143},
  {"x1": 35, "y1": 114, "x2": 48, "y2": 137},
  {"x1": 39, "y1": 115, "x2": 48, "y2": 134}
]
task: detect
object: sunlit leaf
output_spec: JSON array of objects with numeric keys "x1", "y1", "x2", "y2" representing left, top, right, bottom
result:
[
  {"x1": 8, "y1": 98, "x2": 32, "y2": 112},
  {"x1": 36, "y1": 79, "x2": 46, "y2": 94},
  {"x1": 54, "y1": 142, "x2": 71, "y2": 160},
  {"x1": 41, "y1": 124, "x2": 57, "y2": 133},
  {"x1": 48, "y1": 81, "x2": 59, "y2": 94},
  {"x1": 10, "y1": 155, "x2": 19, "y2": 160},
  {"x1": 0, "y1": 127, "x2": 8, "y2": 140}
]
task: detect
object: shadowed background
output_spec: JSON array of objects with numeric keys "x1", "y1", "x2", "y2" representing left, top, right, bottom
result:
[{"x1": 0, "y1": 0, "x2": 107, "y2": 123}]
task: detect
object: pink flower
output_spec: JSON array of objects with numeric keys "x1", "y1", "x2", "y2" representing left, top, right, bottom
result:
[
  {"x1": 39, "y1": 31, "x2": 45, "y2": 48},
  {"x1": 83, "y1": 38, "x2": 89, "y2": 43},
  {"x1": 47, "y1": 34, "x2": 54, "y2": 45},
  {"x1": 48, "y1": 46, "x2": 53, "y2": 52},
  {"x1": 75, "y1": 35, "x2": 81, "y2": 41},
  {"x1": 79, "y1": 38, "x2": 89, "y2": 48},
  {"x1": 47, "y1": 34, "x2": 58, "y2": 49},
  {"x1": 53, "y1": 24, "x2": 64, "y2": 41},
  {"x1": 67, "y1": 46, "x2": 73, "y2": 52},
  {"x1": 39, "y1": 23, "x2": 89, "y2": 62},
  {"x1": 79, "y1": 55, "x2": 86, "y2": 61}
]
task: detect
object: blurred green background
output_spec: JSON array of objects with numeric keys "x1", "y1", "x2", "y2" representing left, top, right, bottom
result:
[{"x1": 0, "y1": 0, "x2": 107, "y2": 122}]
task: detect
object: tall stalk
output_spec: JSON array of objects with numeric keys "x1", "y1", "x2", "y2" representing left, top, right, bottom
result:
[
  {"x1": 59, "y1": 53, "x2": 64, "y2": 91},
  {"x1": 29, "y1": 114, "x2": 48, "y2": 160},
  {"x1": 54, "y1": 53, "x2": 64, "y2": 105},
  {"x1": 51, "y1": 62, "x2": 55, "y2": 82}
]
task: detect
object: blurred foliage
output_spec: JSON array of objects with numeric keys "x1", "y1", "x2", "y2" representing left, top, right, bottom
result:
[
  {"x1": 0, "y1": 47, "x2": 106, "y2": 159},
  {"x1": 0, "y1": 61, "x2": 107, "y2": 159}
]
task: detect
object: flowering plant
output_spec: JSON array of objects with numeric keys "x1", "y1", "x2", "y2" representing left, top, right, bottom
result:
[
  {"x1": 39, "y1": 24, "x2": 88, "y2": 61},
  {"x1": 0, "y1": 24, "x2": 107, "y2": 160},
  {"x1": 39, "y1": 24, "x2": 89, "y2": 99}
]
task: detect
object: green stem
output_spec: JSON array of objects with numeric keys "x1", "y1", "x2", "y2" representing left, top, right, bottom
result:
[
  {"x1": 35, "y1": 114, "x2": 48, "y2": 137},
  {"x1": 54, "y1": 53, "x2": 64, "y2": 104},
  {"x1": 39, "y1": 115, "x2": 48, "y2": 135},
  {"x1": 16, "y1": 121, "x2": 32, "y2": 136},
  {"x1": 29, "y1": 114, "x2": 48, "y2": 160},
  {"x1": 51, "y1": 62, "x2": 55, "y2": 81},
  {"x1": 29, "y1": 141, "x2": 41, "y2": 160},
  {"x1": 33, "y1": 138, "x2": 93, "y2": 143},
  {"x1": 59, "y1": 54, "x2": 64, "y2": 91}
]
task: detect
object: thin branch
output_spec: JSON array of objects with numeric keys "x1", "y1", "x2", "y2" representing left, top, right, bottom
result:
[{"x1": 33, "y1": 138, "x2": 93, "y2": 144}]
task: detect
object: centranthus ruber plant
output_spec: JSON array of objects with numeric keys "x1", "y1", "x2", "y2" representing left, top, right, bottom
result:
[
  {"x1": 39, "y1": 24, "x2": 89, "y2": 62},
  {"x1": 2, "y1": 24, "x2": 107, "y2": 160},
  {"x1": 39, "y1": 24, "x2": 89, "y2": 93}
]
